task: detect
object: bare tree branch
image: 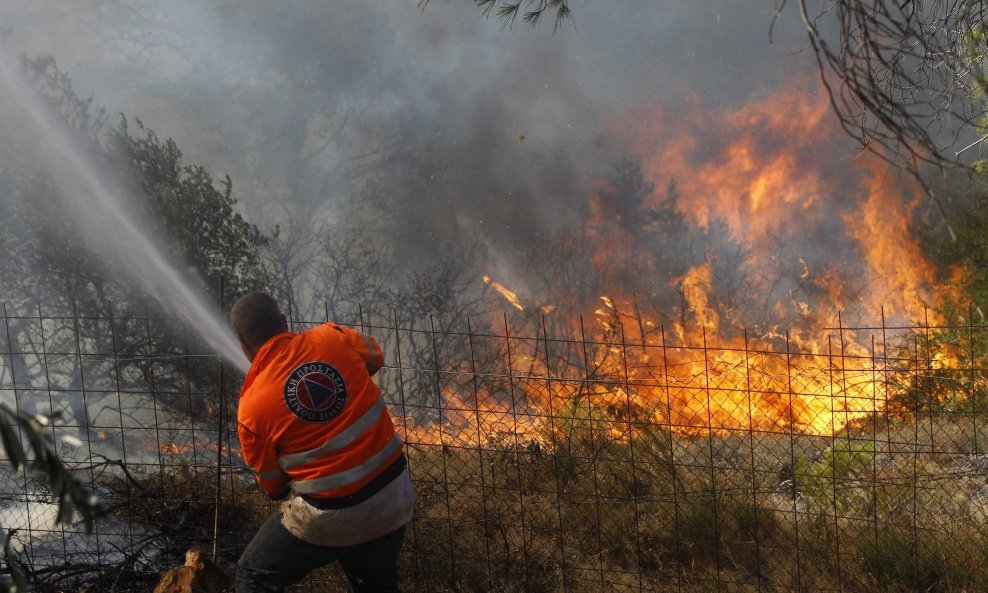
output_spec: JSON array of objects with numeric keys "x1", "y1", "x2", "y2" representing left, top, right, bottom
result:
[{"x1": 796, "y1": 0, "x2": 988, "y2": 177}]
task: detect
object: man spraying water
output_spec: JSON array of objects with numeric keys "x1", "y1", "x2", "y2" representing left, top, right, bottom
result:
[{"x1": 230, "y1": 293, "x2": 414, "y2": 593}]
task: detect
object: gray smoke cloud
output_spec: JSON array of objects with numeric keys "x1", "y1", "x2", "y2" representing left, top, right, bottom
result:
[{"x1": 0, "y1": 0, "x2": 815, "y2": 260}]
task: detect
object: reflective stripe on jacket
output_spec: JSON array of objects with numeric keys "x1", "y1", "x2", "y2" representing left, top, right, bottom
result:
[{"x1": 237, "y1": 323, "x2": 399, "y2": 500}]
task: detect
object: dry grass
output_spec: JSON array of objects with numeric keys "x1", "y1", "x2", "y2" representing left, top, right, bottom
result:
[
  {"x1": 26, "y1": 410, "x2": 988, "y2": 593},
  {"x1": 399, "y1": 412, "x2": 988, "y2": 593}
]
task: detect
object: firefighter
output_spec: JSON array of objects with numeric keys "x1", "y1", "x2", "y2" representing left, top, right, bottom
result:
[{"x1": 231, "y1": 292, "x2": 414, "y2": 593}]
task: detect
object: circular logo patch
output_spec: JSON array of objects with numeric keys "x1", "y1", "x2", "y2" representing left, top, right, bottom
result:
[{"x1": 283, "y1": 361, "x2": 348, "y2": 422}]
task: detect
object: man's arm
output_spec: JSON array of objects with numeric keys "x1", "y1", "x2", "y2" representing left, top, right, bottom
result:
[
  {"x1": 238, "y1": 421, "x2": 290, "y2": 500},
  {"x1": 336, "y1": 325, "x2": 384, "y2": 376}
]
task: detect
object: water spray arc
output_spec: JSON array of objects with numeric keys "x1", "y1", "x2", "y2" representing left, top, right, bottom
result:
[{"x1": 0, "y1": 52, "x2": 249, "y2": 373}]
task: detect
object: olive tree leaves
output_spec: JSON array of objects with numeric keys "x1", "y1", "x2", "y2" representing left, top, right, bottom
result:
[{"x1": 0, "y1": 406, "x2": 101, "y2": 592}]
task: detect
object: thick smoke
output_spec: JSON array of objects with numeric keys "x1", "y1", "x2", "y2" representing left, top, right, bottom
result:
[{"x1": 0, "y1": 0, "x2": 815, "y2": 265}]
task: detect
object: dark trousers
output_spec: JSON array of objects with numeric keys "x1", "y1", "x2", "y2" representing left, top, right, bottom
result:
[{"x1": 236, "y1": 512, "x2": 406, "y2": 593}]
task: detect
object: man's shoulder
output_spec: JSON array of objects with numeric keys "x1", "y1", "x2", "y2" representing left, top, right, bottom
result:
[
  {"x1": 238, "y1": 381, "x2": 271, "y2": 416},
  {"x1": 299, "y1": 322, "x2": 354, "y2": 345},
  {"x1": 239, "y1": 362, "x2": 288, "y2": 415},
  {"x1": 305, "y1": 322, "x2": 351, "y2": 335}
]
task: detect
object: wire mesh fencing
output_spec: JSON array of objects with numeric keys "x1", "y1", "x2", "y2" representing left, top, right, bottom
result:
[{"x1": 1, "y1": 302, "x2": 987, "y2": 592}]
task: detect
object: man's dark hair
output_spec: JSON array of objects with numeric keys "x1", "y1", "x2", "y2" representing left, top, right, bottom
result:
[{"x1": 231, "y1": 292, "x2": 287, "y2": 349}]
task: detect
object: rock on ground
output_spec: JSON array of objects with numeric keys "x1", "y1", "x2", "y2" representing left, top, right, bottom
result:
[{"x1": 153, "y1": 548, "x2": 229, "y2": 593}]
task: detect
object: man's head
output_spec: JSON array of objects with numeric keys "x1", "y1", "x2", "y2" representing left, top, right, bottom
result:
[{"x1": 230, "y1": 292, "x2": 289, "y2": 361}]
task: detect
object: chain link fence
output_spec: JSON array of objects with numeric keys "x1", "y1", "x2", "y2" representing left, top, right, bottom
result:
[{"x1": 1, "y1": 302, "x2": 986, "y2": 592}]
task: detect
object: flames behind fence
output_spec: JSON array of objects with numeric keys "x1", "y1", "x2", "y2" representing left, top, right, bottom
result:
[
  {"x1": 467, "y1": 80, "x2": 970, "y2": 445},
  {"x1": 2, "y1": 304, "x2": 988, "y2": 592}
]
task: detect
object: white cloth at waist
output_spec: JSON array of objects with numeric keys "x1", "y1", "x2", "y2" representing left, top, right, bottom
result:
[{"x1": 279, "y1": 467, "x2": 415, "y2": 547}]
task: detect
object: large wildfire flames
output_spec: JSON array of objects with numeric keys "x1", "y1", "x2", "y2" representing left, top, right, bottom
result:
[{"x1": 406, "y1": 81, "x2": 959, "y2": 447}]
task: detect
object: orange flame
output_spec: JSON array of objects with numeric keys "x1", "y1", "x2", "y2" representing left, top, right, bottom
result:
[
  {"x1": 421, "y1": 78, "x2": 951, "y2": 445},
  {"x1": 842, "y1": 168, "x2": 936, "y2": 319},
  {"x1": 675, "y1": 261, "x2": 720, "y2": 335},
  {"x1": 483, "y1": 275, "x2": 526, "y2": 312}
]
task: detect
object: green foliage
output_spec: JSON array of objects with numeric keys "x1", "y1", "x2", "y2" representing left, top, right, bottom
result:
[
  {"x1": 924, "y1": 177, "x2": 988, "y2": 312},
  {"x1": 20, "y1": 55, "x2": 107, "y2": 149},
  {"x1": 910, "y1": 177, "x2": 988, "y2": 416},
  {"x1": 112, "y1": 117, "x2": 270, "y2": 305},
  {"x1": 794, "y1": 440, "x2": 876, "y2": 514},
  {"x1": 0, "y1": 406, "x2": 100, "y2": 530},
  {"x1": 11, "y1": 55, "x2": 271, "y2": 311},
  {"x1": 0, "y1": 405, "x2": 101, "y2": 593},
  {"x1": 965, "y1": 24, "x2": 988, "y2": 146},
  {"x1": 3, "y1": 56, "x2": 272, "y2": 416}
]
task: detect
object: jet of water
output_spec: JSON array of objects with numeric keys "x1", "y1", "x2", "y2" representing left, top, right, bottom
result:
[{"x1": 0, "y1": 53, "x2": 249, "y2": 373}]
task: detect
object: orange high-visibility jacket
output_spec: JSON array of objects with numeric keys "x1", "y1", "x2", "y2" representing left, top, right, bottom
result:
[{"x1": 237, "y1": 323, "x2": 401, "y2": 501}]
